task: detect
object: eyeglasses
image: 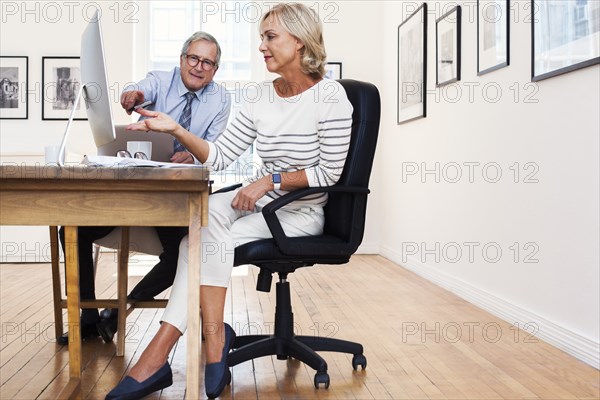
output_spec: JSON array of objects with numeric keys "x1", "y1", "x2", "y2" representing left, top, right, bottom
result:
[
  {"x1": 183, "y1": 54, "x2": 217, "y2": 71},
  {"x1": 116, "y1": 150, "x2": 148, "y2": 160}
]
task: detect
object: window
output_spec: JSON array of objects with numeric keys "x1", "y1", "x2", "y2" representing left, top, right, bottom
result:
[
  {"x1": 148, "y1": 1, "x2": 252, "y2": 80},
  {"x1": 148, "y1": 1, "x2": 257, "y2": 185}
]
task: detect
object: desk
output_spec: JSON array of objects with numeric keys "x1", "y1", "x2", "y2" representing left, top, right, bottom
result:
[{"x1": 0, "y1": 164, "x2": 208, "y2": 399}]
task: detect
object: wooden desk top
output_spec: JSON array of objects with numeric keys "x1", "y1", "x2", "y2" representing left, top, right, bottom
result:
[
  {"x1": 0, "y1": 163, "x2": 209, "y2": 182},
  {"x1": 0, "y1": 164, "x2": 210, "y2": 226}
]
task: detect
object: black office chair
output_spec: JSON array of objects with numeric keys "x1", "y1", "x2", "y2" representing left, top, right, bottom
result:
[{"x1": 227, "y1": 79, "x2": 381, "y2": 388}]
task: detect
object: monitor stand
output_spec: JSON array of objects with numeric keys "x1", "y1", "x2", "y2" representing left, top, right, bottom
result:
[{"x1": 57, "y1": 84, "x2": 88, "y2": 166}]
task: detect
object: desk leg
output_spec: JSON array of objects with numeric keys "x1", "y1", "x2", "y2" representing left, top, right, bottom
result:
[
  {"x1": 58, "y1": 226, "x2": 82, "y2": 399},
  {"x1": 116, "y1": 227, "x2": 130, "y2": 357},
  {"x1": 186, "y1": 193, "x2": 203, "y2": 400},
  {"x1": 49, "y1": 226, "x2": 64, "y2": 339}
]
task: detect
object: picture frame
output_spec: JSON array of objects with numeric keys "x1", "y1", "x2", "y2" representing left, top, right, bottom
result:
[
  {"x1": 436, "y1": 6, "x2": 461, "y2": 87},
  {"x1": 42, "y1": 56, "x2": 87, "y2": 120},
  {"x1": 325, "y1": 62, "x2": 342, "y2": 80},
  {"x1": 477, "y1": 0, "x2": 510, "y2": 75},
  {"x1": 0, "y1": 56, "x2": 28, "y2": 119},
  {"x1": 397, "y1": 3, "x2": 427, "y2": 125},
  {"x1": 532, "y1": 0, "x2": 600, "y2": 82}
]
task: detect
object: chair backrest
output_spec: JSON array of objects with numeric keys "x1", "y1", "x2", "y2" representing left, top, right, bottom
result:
[
  {"x1": 335, "y1": 80, "x2": 381, "y2": 188},
  {"x1": 322, "y1": 79, "x2": 380, "y2": 251}
]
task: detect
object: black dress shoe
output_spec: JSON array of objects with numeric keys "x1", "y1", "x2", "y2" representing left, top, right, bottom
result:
[
  {"x1": 100, "y1": 307, "x2": 118, "y2": 320},
  {"x1": 97, "y1": 318, "x2": 118, "y2": 343},
  {"x1": 57, "y1": 322, "x2": 100, "y2": 345}
]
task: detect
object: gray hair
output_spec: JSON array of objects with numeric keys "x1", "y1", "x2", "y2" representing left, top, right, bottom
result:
[{"x1": 181, "y1": 31, "x2": 222, "y2": 66}]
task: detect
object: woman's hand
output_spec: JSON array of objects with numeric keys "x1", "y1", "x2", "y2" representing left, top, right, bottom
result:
[
  {"x1": 128, "y1": 108, "x2": 210, "y2": 164},
  {"x1": 127, "y1": 108, "x2": 180, "y2": 135},
  {"x1": 231, "y1": 176, "x2": 272, "y2": 211},
  {"x1": 171, "y1": 151, "x2": 195, "y2": 164}
]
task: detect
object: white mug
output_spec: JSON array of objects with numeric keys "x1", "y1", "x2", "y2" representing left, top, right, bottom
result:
[
  {"x1": 44, "y1": 145, "x2": 62, "y2": 165},
  {"x1": 127, "y1": 141, "x2": 152, "y2": 160}
]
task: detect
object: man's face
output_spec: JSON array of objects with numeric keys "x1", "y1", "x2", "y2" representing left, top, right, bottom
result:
[{"x1": 180, "y1": 40, "x2": 218, "y2": 92}]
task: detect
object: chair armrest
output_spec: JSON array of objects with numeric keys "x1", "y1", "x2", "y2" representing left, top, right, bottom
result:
[
  {"x1": 261, "y1": 185, "x2": 370, "y2": 253},
  {"x1": 212, "y1": 183, "x2": 242, "y2": 195}
]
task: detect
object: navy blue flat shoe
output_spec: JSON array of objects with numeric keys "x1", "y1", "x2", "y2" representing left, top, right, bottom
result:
[
  {"x1": 205, "y1": 323, "x2": 236, "y2": 399},
  {"x1": 105, "y1": 362, "x2": 172, "y2": 400}
]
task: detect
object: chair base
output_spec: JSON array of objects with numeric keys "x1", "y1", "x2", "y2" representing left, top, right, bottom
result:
[{"x1": 227, "y1": 278, "x2": 366, "y2": 389}]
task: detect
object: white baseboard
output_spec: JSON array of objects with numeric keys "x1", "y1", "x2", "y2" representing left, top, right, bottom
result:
[
  {"x1": 380, "y1": 244, "x2": 600, "y2": 370},
  {"x1": 357, "y1": 242, "x2": 379, "y2": 254}
]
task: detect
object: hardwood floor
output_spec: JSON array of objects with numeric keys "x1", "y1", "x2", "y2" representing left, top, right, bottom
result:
[{"x1": 1, "y1": 254, "x2": 598, "y2": 399}]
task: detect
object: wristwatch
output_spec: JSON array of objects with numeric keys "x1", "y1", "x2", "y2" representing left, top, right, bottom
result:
[{"x1": 272, "y1": 173, "x2": 281, "y2": 190}]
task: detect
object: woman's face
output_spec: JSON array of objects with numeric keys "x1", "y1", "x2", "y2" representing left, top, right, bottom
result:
[{"x1": 259, "y1": 16, "x2": 304, "y2": 75}]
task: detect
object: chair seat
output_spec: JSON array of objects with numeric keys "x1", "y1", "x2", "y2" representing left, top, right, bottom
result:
[{"x1": 234, "y1": 236, "x2": 351, "y2": 268}]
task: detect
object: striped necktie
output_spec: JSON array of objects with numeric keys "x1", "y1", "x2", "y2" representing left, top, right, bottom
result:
[{"x1": 174, "y1": 92, "x2": 195, "y2": 152}]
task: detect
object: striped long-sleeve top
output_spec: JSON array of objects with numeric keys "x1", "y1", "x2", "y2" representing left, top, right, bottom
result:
[{"x1": 205, "y1": 79, "x2": 353, "y2": 208}]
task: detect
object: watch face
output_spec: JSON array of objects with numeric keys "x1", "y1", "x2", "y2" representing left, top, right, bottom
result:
[{"x1": 273, "y1": 174, "x2": 281, "y2": 184}]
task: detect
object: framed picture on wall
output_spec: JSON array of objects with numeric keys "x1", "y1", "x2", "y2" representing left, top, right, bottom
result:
[
  {"x1": 397, "y1": 2, "x2": 427, "y2": 125},
  {"x1": 477, "y1": 0, "x2": 510, "y2": 75},
  {"x1": 532, "y1": 0, "x2": 600, "y2": 81},
  {"x1": 0, "y1": 56, "x2": 28, "y2": 120},
  {"x1": 325, "y1": 62, "x2": 342, "y2": 79},
  {"x1": 42, "y1": 56, "x2": 87, "y2": 120},
  {"x1": 436, "y1": 6, "x2": 461, "y2": 86}
]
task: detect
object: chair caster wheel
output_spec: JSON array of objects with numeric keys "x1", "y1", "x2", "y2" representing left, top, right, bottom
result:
[
  {"x1": 352, "y1": 354, "x2": 367, "y2": 370},
  {"x1": 314, "y1": 372, "x2": 330, "y2": 389}
]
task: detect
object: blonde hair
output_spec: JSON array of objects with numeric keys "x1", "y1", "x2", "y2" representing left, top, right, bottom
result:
[{"x1": 261, "y1": 3, "x2": 327, "y2": 79}]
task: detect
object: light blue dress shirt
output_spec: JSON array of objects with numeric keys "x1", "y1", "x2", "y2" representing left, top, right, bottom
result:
[{"x1": 124, "y1": 67, "x2": 231, "y2": 143}]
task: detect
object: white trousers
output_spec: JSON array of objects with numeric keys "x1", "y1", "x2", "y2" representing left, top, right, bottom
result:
[{"x1": 161, "y1": 189, "x2": 325, "y2": 333}]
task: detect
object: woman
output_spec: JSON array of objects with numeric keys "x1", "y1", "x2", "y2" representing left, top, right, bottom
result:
[{"x1": 106, "y1": 3, "x2": 353, "y2": 399}]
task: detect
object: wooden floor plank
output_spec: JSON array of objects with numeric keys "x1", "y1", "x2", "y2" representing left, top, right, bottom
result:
[{"x1": 0, "y1": 255, "x2": 598, "y2": 400}]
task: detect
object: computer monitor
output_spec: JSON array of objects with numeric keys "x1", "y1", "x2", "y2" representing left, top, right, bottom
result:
[{"x1": 57, "y1": 10, "x2": 115, "y2": 165}]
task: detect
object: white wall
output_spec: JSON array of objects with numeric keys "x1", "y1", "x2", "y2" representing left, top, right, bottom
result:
[
  {"x1": 0, "y1": 1, "x2": 135, "y2": 158},
  {"x1": 380, "y1": 0, "x2": 599, "y2": 367}
]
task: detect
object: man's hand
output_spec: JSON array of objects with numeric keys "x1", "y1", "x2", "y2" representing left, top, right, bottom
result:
[
  {"x1": 171, "y1": 151, "x2": 195, "y2": 164},
  {"x1": 121, "y1": 91, "x2": 145, "y2": 115}
]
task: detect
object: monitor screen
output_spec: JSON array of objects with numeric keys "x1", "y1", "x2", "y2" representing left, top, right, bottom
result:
[{"x1": 80, "y1": 10, "x2": 115, "y2": 147}]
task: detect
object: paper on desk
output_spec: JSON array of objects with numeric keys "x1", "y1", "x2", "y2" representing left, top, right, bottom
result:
[{"x1": 82, "y1": 155, "x2": 206, "y2": 169}]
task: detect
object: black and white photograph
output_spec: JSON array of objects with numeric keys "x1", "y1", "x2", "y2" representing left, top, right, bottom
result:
[
  {"x1": 325, "y1": 62, "x2": 342, "y2": 79},
  {"x1": 42, "y1": 57, "x2": 87, "y2": 120},
  {"x1": 478, "y1": 0, "x2": 510, "y2": 75},
  {"x1": 532, "y1": 0, "x2": 600, "y2": 81},
  {"x1": 397, "y1": 3, "x2": 427, "y2": 124},
  {"x1": 436, "y1": 6, "x2": 461, "y2": 86},
  {"x1": 0, "y1": 56, "x2": 28, "y2": 119}
]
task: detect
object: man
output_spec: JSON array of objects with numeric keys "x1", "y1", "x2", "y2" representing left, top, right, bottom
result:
[{"x1": 58, "y1": 31, "x2": 231, "y2": 345}]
